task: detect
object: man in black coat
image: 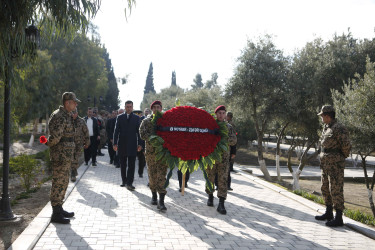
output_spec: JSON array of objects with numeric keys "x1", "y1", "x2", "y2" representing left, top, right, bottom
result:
[
  {"x1": 113, "y1": 101, "x2": 142, "y2": 190},
  {"x1": 106, "y1": 110, "x2": 117, "y2": 164},
  {"x1": 84, "y1": 107, "x2": 100, "y2": 166}
]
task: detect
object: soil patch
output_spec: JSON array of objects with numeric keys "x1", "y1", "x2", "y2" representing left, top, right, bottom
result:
[{"x1": 0, "y1": 141, "x2": 51, "y2": 250}]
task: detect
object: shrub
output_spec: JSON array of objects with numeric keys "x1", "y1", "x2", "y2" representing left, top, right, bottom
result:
[
  {"x1": 34, "y1": 149, "x2": 51, "y2": 171},
  {"x1": 9, "y1": 154, "x2": 42, "y2": 192}
]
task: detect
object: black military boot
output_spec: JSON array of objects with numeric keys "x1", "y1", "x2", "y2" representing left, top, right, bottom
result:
[
  {"x1": 157, "y1": 193, "x2": 167, "y2": 212},
  {"x1": 326, "y1": 210, "x2": 343, "y2": 227},
  {"x1": 315, "y1": 205, "x2": 333, "y2": 221},
  {"x1": 51, "y1": 205, "x2": 70, "y2": 224},
  {"x1": 217, "y1": 197, "x2": 227, "y2": 215},
  {"x1": 151, "y1": 192, "x2": 158, "y2": 205},
  {"x1": 207, "y1": 194, "x2": 214, "y2": 207},
  {"x1": 61, "y1": 205, "x2": 75, "y2": 218}
]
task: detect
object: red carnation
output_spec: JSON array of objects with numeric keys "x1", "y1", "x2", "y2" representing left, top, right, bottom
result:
[{"x1": 39, "y1": 135, "x2": 47, "y2": 144}]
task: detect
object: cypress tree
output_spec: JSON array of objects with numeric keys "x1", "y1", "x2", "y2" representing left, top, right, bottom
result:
[{"x1": 144, "y1": 62, "x2": 156, "y2": 94}]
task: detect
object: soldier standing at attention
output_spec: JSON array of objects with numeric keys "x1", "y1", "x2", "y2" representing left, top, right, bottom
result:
[
  {"x1": 139, "y1": 100, "x2": 168, "y2": 212},
  {"x1": 45, "y1": 92, "x2": 79, "y2": 224},
  {"x1": 206, "y1": 105, "x2": 237, "y2": 215},
  {"x1": 71, "y1": 108, "x2": 90, "y2": 182},
  {"x1": 315, "y1": 105, "x2": 351, "y2": 227}
]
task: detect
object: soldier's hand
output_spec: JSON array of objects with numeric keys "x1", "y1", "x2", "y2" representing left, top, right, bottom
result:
[{"x1": 113, "y1": 145, "x2": 118, "y2": 152}]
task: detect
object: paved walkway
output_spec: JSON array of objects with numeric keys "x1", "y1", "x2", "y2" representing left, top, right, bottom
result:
[{"x1": 10, "y1": 152, "x2": 375, "y2": 250}]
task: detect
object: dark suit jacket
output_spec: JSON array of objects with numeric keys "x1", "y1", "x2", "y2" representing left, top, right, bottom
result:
[
  {"x1": 113, "y1": 112, "x2": 141, "y2": 157},
  {"x1": 106, "y1": 117, "x2": 116, "y2": 141},
  {"x1": 84, "y1": 116, "x2": 100, "y2": 138}
]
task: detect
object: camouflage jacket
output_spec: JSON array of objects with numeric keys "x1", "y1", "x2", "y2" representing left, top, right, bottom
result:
[
  {"x1": 74, "y1": 116, "x2": 90, "y2": 149},
  {"x1": 46, "y1": 106, "x2": 75, "y2": 161},
  {"x1": 320, "y1": 119, "x2": 351, "y2": 164},
  {"x1": 139, "y1": 115, "x2": 157, "y2": 155},
  {"x1": 219, "y1": 122, "x2": 237, "y2": 164}
]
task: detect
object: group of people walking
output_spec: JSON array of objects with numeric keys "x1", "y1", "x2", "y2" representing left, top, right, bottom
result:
[{"x1": 44, "y1": 92, "x2": 350, "y2": 229}]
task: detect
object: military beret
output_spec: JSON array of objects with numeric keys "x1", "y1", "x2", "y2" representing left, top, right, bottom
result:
[
  {"x1": 215, "y1": 105, "x2": 226, "y2": 113},
  {"x1": 317, "y1": 105, "x2": 335, "y2": 115},
  {"x1": 150, "y1": 100, "x2": 162, "y2": 109},
  {"x1": 62, "y1": 92, "x2": 81, "y2": 103}
]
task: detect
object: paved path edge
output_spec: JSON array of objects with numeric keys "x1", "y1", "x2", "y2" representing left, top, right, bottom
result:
[
  {"x1": 8, "y1": 163, "x2": 90, "y2": 250},
  {"x1": 236, "y1": 167, "x2": 375, "y2": 241}
]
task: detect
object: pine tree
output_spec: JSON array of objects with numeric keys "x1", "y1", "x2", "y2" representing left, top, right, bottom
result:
[
  {"x1": 144, "y1": 62, "x2": 156, "y2": 94},
  {"x1": 171, "y1": 70, "x2": 177, "y2": 86},
  {"x1": 191, "y1": 73, "x2": 203, "y2": 89}
]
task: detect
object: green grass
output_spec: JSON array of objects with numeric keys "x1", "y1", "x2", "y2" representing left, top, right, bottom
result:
[
  {"x1": 292, "y1": 189, "x2": 375, "y2": 227},
  {"x1": 10, "y1": 187, "x2": 39, "y2": 206}
]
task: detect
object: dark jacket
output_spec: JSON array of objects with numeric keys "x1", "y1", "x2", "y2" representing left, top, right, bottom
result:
[
  {"x1": 84, "y1": 116, "x2": 100, "y2": 138},
  {"x1": 106, "y1": 117, "x2": 116, "y2": 142},
  {"x1": 113, "y1": 112, "x2": 141, "y2": 157}
]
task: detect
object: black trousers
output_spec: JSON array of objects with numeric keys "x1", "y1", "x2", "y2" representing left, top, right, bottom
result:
[
  {"x1": 120, "y1": 154, "x2": 136, "y2": 186},
  {"x1": 107, "y1": 140, "x2": 115, "y2": 161},
  {"x1": 177, "y1": 169, "x2": 190, "y2": 188},
  {"x1": 84, "y1": 136, "x2": 97, "y2": 164},
  {"x1": 137, "y1": 150, "x2": 146, "y2": 176}
]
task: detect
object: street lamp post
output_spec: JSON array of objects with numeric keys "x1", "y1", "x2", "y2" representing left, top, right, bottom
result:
[
  {"x1": 87, "y1": 95, "x2": 103, "y2": 108},
  {"x1": 0, "y1": 25, "x2": 40, "y2": 221}
]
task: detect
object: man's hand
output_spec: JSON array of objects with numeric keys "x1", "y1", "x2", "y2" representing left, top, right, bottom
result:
[
  {"x1": 84, "y1": 145, "x2": 89, "y2": 149},
  {"x1": 137, "y1": 145, "x2": 142, "y2": 152},
  {"x1": 231, "y1": 154, "x2": 236, "y2": 159},
  {"x1": 97, "y1": 136, "x2": 100, "y2": 140},
  {"x1": 110, "y1": 139, "x2": 113, "y2": 143},
  {"x1": 113, "y1": 145, "x2": 118, "y2": 152}
]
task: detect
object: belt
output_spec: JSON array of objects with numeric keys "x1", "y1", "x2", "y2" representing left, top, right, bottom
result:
[
  {"x1": 60, "y1": 137, "x2": 74, "y2": 142},
  {"x1": 322, "y1": 148, "x2": 342, "y2": 154}
]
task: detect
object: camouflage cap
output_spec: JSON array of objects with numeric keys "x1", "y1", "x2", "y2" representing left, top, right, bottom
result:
[
  {"x1": 317, "y1": 105, "x2": 335, "y2": 115},
  {"x1": 62, "y1": 92, "x2": 81, "y2": 103}
]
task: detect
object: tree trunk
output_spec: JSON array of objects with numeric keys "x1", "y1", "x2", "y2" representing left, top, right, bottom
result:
[
  {"x1": 46, "y1": 112, "x2": 49, "y2": 135},
  {"x1": 28, "y1": 118, "x2": 38, "y2": 147},
  {"x1": 360, "y1": 154, "x2": 375, "y2": 216},
  {"x1": 257, "y1": 135, "x2": 272, "y2": 181},
  {"x1": 276, "y1": 123, "x2": 289, "y2": 182}
]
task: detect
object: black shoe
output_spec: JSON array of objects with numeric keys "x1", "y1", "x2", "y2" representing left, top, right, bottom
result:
[
  {"x1": 51, "y1": 206, "x2": 70, "y2": 224},
  {"x1": 179, "y1": 188, "x2": 182, "y2": 192},
  {"x1": 185, "y1": 183, "x2": 188, "y2": 188},
  {"x1": 110, "y1": 159, "x2": 113, "y2": 164},
  {"x1": 228, "y1": 187, "x2": 233, "y2": 191},
  {"x1": 92, "y1": 162, "x2": 97, "y2": 166},
  {"x1": 151, "y1": 192, "x2": 158, "y2": 205},
  {"x1": 61, "y1": 207, "x2": 75, "y2": 218},
  {"x1": 98, "y1": 153, "x2": 104, "y2": 156},
  {"x1": 127, "y1": 185, "x2": 135, "y2": 191},
  {"x1": 158, "y1": 193, "x2": 167, "y2": 212},
  {"x1": 139, "y1": 174, "x2": 143, "y2": 178},
  {"x1": 116, "y1": 165, "x2": 120, "y2": 168},
  {"x1": 326, "y1": 210, "x2": 343, "y2": 227},
  {"x1": 85, "y1": 162, "x2": 88, "y2": 165},
  {"x1": 71, "y1": 176, "x2": 76, "y2": 182},
  {"x1": 120, "y1": 183, "x2": 126, "y2": 187},
  {"x1": 217, "y1": 197, "x2": 227, "y2": 215},
  {"x1": 207, "y1": 194, "x2": 214, "y2": 207},
  {"x1": 315, "y1": 205, "x2": 333, "y2": 221}
]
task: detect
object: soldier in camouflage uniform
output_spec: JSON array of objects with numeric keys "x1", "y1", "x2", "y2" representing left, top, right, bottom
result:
[
  {"x1": 139, "y1": 100, "x2": 169, "y2": 212},
  {"x1": 46, "y1": 92, "x2": 80, "y2": 224},
  {"x1": 206, "y1": 105, "x2": 237, "y2": 215},
  {"x1": 71, "y1": 108, "x2": 90, "y2": 182},
  {"x1": 315, "y1": 105, "x2": 351, "y2": 227}
]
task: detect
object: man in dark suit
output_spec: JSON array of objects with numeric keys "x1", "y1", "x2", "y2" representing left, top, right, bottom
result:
[
  {"x1": 84, "y1": 107, "x2": 100, "y2": 166},
  {"x1": 106, "y1": 110, "x2": 117, "y2": 164},
  {"x1": 113, "y1": 101, "x2": 142, "y2": 191}
]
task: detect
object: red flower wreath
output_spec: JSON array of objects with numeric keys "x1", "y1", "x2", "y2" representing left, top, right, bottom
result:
[
  {"x1": 39, "y1": 135, "x2": 47, "y2": 144},
  {"x1": 156, "y1": 106, "x2": 221, "y2": 161}
]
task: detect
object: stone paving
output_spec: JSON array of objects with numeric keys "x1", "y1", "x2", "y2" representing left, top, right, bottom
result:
[{"x1": 13, "y1": 152, "x2": 375, "y2": 249}]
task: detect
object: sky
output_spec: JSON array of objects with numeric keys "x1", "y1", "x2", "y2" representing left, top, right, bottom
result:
[{"x1": 93, "y1": 0, "x2": 375, "y2": 110}]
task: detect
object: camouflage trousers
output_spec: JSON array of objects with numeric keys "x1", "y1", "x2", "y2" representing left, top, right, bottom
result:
[
  {"x1": 321, "y1": 160, "x2": 345, "y2": 211},
  {"x1": 71, "y1": 148, "x2": 83, "y2": 177},
  {"x1": 50, "y1": 160, "x2": 71, "y2": 206},
  {"x1": 205, "y1": 161, "x2": 229, "y2": 199},
  {"x1": 147, "y1": 161, "x2": 168, "y2": 195}
]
